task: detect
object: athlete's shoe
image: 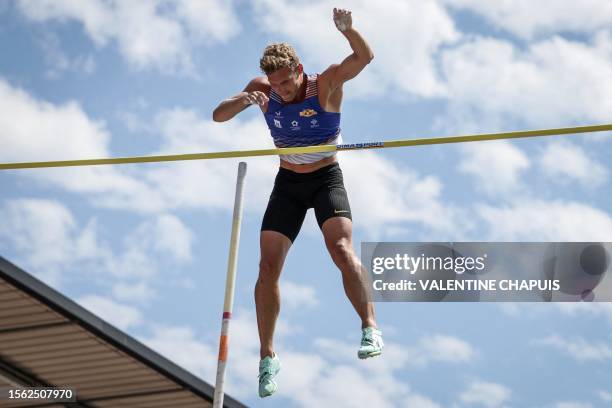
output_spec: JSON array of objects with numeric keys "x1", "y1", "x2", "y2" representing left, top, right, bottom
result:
[
  {"x1": 258, "y1": 353, "x2": 281, "y2": 398},
  {"x1": 358, "y1": 327, "x2": 384, "y2": 359}
]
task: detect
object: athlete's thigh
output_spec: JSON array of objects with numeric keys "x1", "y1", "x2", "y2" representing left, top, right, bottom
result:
[
  {"x1": 313, "y1": 166, "x2": 352, "y2": 229},
  {"x1": 261, "y1": 191, "x2": 308, "y2": 244},
  {"x1": 320, "y1": 215, "x2": 354, "y2": 248},
  {"x1": 259, "y1": 230, "x2": 293, "y2": 278}
]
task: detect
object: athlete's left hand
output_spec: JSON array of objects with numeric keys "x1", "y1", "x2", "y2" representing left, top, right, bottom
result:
[{"x1": 333, "y1": 8, "x2": 352, "y2": 32}]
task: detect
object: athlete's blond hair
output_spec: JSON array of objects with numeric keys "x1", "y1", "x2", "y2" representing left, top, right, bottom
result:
[{"x1": 259, "y1": 43, "x2": 300, "y2": 75}]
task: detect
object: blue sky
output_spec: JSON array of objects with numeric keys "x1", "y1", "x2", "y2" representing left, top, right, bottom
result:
[{"x1": 1, "y1": 1, "x2": 612, "y2": 407}]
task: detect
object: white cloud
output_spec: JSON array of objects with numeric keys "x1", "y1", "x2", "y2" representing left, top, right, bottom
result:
[
  {"x1": 281, "y1": 362, "x2": 426, "y2": 408},
  {"x1": 112, "y1": 281, "x2": 156, "y2": 303},
  {"x1": 442, "y1": 0, "x2": 612, "y2": 39},
  {"x1": 540, "y1": 140, "x2": 608, "y2": 188},
  {"x1": 417, "y1": 334, "x2": 476, "y2": 364},
  {"x1": 0, "y1": 78, "x2": 168, "y2": 212},
  {"x1": 498, "y1": 303, "x2": 590, "y2": 321},
  {"x1": 147, "y1": 214, "x2": 193, "y2": 262},
  {"x1": 16, "y1": 0, "x2": 114, "y2": 44},
  {"x1": 341, "y1": 151, "x2": 470, "y2": 238},
  {"x1": 171, "y1": 0, "x2": 241, "y2": 44},
  {"x1": 0, "y1": 197, "x2": 194, "y2": 305},
  {"x1": 501, "y1": 303, "x2": 612, "y2": 330},
  {"x1": 37, "y1": 32, "x2": 96, "y2": 79},
  {"x1": 458, "y1": 380, "x2": 512, "y2": 408},
  {"x1": 141, "y1": 324, "x2": 218, "y2": 380},
  {"x1": 458, "y1": 140, "x2": 530, "y2": 196},
  {"x1": 314, "y1": 332, "x2": 475, "y2": 369},
  {"x1": 109, "y1": 1, "x2": 190, "y2": 73},
  {"x1": 105, "y1": 242, "x2": 157, "y2": 280},
  {"x1": 403, "y1": 395, "x2": 443, "y2": 408},
  {"x1": 0, "y1": 199, "x2": 75, "y2": 266},
  {"x1": 598, "y1": 390, "x2": 612, "y2": 402},
  {"x1": 498, "y1": 303, "x2": 521, "y2": 317},
  {"x1": 477, "y1": 298, "x2": 612, "y2": 325},
  {"x1": 477, "y1": 199, "x2": 612, "y2": 241},
  {"x1": 0, "y1": 198, "x2": 109, "y2": 285},
  {"x1": 104, "y1": 214, "x2": 195, "y2": 281},
  {"x1": 439, "y1": 32, "x2": 612, "y2": 130},
  {"x1": 0, "y1": 79, "x2": 110, "y2": 162},
  {"x1": 252, "y1": 0, "x2": 460, "y2": 98},
  {"x1": 16, "y1": 0, "x2": 241, "y2": 75},
  {"x1": 555, "y1": 402, "x2": 594, "y2": 408},
  {"x1": 44, "y1": 167, "x2": 168, "y2": 213},
  {"x1": 280, "y1": 281, "x2": 319, "y2": 310},
  {"x1": 532, "y1": 334, "x2": 612, "y2": 361},
  {"x1": 77, "y1": 294, "x2": 144, "y2": 330}
]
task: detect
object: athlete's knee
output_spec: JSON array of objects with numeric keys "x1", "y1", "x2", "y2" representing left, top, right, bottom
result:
[
  {"x1": 258, "y1": 257, "x2": 283, "y2": 283},
  {"x1": 328, "y1": 238, "x2": 355, "y2": 267}
]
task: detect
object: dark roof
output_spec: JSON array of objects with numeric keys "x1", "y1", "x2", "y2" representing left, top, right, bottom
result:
[{"x1": 0, "y1": 255, "x2": 248, "y2": 408}]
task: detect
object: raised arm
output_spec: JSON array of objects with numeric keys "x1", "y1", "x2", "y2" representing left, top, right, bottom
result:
[
  {"x1": 327, "y1": 8, "x2": 374, "y2": 90},
  {"x1": 212, "y1": 78, "x2": 269, "y2": 122}
]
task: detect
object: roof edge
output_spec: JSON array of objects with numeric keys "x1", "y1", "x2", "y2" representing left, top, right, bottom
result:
[{"x1": 0, "y1": 255, "x2": 248, "y2": 408}]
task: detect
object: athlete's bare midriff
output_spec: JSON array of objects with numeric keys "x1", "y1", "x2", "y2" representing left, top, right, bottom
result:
[{"x1": 279, "y1": 155, "x2": 338, "y2": 173}]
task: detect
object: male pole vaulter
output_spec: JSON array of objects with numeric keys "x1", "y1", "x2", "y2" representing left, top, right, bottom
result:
[{"x1": 213, "y1": 8, "x2": 383, "y2": 398}]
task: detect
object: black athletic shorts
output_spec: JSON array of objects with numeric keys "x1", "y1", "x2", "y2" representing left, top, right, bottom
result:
[{"x1": 261, "y1": 162, "x2": 352, "y2": 243}]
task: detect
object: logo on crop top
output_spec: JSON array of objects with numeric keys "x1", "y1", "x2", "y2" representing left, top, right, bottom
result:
[
  {"x1": 299, "y1": 109, "x2": 317, "y2": 117},
  {"x1": 290, "y1": 120, "x2": 300, "y2": 131}
]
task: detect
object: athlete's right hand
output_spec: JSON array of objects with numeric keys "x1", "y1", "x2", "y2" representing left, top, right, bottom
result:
[{"x1": 242, "y1": 91, "x2": 269, "y2": 106}]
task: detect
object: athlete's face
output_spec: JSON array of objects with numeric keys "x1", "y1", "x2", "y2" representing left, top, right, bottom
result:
[{"x1": 267, "y1": 65, "x2": 302, "y2": 102}]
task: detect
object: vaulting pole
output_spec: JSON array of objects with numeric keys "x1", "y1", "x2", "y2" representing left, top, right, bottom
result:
[{"x1": 213, "y1": 161, "x2": 247, "y2": 408}]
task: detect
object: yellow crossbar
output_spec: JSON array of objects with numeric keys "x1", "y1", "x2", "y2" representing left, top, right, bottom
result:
[{"x1": 1, "y1": 124, "x2": 610, "y2": 170}]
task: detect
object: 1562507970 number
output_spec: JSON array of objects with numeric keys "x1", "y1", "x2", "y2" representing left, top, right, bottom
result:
[{"x1": 2, "y1": 387, "x2": 76, "y2": 402}]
